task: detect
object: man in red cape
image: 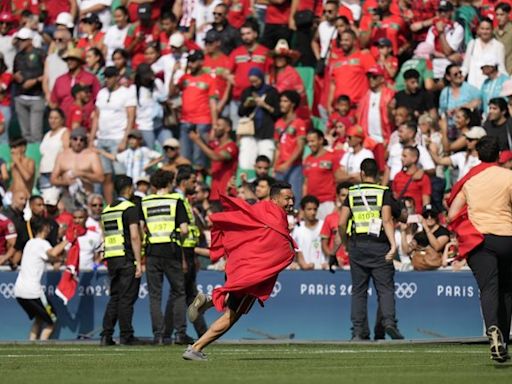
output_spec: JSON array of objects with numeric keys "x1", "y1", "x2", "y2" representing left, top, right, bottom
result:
[{"x1": 183, "y1": 182, "x2": 296, "y2": 361}]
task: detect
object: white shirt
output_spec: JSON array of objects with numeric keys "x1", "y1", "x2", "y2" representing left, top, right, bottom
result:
[
  {"x1": 192, "y1": 0, "x2": 221, "y2": 48},
  {"x1": 462, "y1": 38, "x2": 507, "y2": 89},
  {"x1": 318, "y1": 20, "x2": 336, "y2": 58},
  {"x1": 85, "y1": 216, "x2": 102, "y2": 234},
  {"x1": 135, "y1": 79, "x2": 167, "y2": 131},
  {"x1": 78, "y1": 230, "x2": 102, "y2": 270},
  {"x1": 368, "y1": 91, "x2": 383, "y2": 143},
  {"x1": 115, "y1": 146, "x2": 162, "y2": 179},
  {"x1": 79, "y1": 0, "x2": 113, "y2": 32},
  {"x1": 340, "y1": 148, "x2": 374, "y2": 174},
  {"x1": 14, "y1": 238, "x2": 52, "y2": 299},
  {"x1": 151, "y1": 54, "x2": 188, "y2": 97},
  {"x1": 0, "y1": 34, "x2": 16, "y2": 71},
  {"x1": 387, "y1": 143, "x2": 435, "y2": 181},
  {"x1": 292, "y1": 220, "x2": 326, "y2": 270},
  {"x1": 39, "y1": 128, "x2": 67, "y2": 173},
  {"x1": 104, "y1": 24, "x2": 129, "y2": 65},
  {"x1": 96, "y1": 85, "x2": 137, "y2": 140},
  {"x1": 425, "y1": 22, "x2": 464, "y2": 79},
  {"x1": 450, "y1": 152, "x2": 481, "y2": 181}
]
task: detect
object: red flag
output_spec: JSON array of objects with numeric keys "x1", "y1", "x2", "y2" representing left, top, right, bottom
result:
[
  {"x1": 209, "y1": 195, "x2": 296, "y2": 311},
  {"x1": 56, "y1": 223, "x2": 87, "y2": 305}
]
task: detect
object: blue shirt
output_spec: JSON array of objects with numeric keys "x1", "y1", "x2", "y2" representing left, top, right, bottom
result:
[
  {"x1": 481, "y1": 74, "x2": 509, "y2": 115},
  {"x1": 439, "y1": 82, "x2": 482, "y2": 115}
]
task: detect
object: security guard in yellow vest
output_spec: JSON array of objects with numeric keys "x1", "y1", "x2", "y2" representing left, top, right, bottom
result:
[
  {"x1": 142, "y1": 169, "x2": 192, "y2": 345},
  {"x1": 338, "y1": 158, "x2": 404, "y2": 341},
  {"x1": 170, "y1": 166, "x2": 208, "y2": 338},
  {"x1": 100, "y1": 175, "x2": 142, "y2": 346}
]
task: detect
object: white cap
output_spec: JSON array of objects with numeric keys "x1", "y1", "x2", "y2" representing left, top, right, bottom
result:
[
  {"x1": 480, "y1": 55, "x2": 499, "y2": 68},
  {"x1": 15, "y1": 27, "x2": 34, "y2": 40},
  {"x1": 465, "y1": 126, "x2": 487, "y2": 140},
  {"x1": 169, "y1": 32, "x2": 184, "y2": 48},
  {"x1": 163, "y1": 137, "x2": 180, "y2": 148},
  {"x1": 42, "y1": 187, "x2": 61, "y2": 206},
  {"x1": 56, "y1": 12, "x2": 74, "y2": 29}
]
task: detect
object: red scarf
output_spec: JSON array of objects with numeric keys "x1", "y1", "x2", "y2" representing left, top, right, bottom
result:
[
  {"x1": 447, "y1": 162, "x2": 497, "y2": 259},
  {"x1": 56, "y1": 223, "x2": 87, "y2": 305}
]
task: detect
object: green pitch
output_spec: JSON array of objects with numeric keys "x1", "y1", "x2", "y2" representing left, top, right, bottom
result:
[{"x1": 0, "y1": 343, "x2": 510, "y2": 384}]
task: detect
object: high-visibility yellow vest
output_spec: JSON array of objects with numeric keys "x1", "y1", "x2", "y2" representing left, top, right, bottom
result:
[
  {"x1": 101, "y1": 200, "x2": 135, "y2": 258},
  {"x1": 169, "y1": 192, "x2": 200, "y2": 248},
  {"x1": 142, "y1": 194, "x2": 179, "y2": 244},
  {"x1": 348, "y1": 183, "x2": 388, "y2": 235}
]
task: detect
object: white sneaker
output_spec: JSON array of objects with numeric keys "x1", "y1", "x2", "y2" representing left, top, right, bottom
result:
[
  {"x1": 487, "y1": 326, "x2": 509, "y2": 363},
  {"x1": 182, "y1": 345, "x2": 208, "y2": 361}
]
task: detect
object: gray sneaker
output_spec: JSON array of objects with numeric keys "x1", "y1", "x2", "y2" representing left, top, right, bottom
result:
[
  {"x1": 187, "y1": 292, "x2": 212, "y2": 322},
  {"x1": 487, "y1": 326, "x2": 509, "y2": 363},
  {"x1": 182, "y1": 345, "x2": 208, "y2": 361}
]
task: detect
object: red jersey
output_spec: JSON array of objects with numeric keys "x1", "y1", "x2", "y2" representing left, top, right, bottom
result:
[
  {"x1": 43, "y1": 0, "x2": 71, "y2": 24},
  {"x1": 203, "y1": 53, "x2": 231, "y2": 100},
  {"x1": 229, "y1": 44, "x2": 271, "y2": 100},
  {"x1": 226, "y1": 0, "x2": 252, "y2": 29},
  {"x1": 265, "y1": 1, "x2": 291, "y2": 24},
  {"x1": 76, "y1": 31, "x2": 105, "y2": 52},
  {"x1": 326, "y1": 110, "x2": 356, "y2": 132},
  {"x1": 274, "y1": 117, "x2": 307, "y2": 168},
  {"x1": 12, "y1": 0, "x2": 40, "y2": 17},
  {"x1": 360, "y1": 14, "x2": 407, "y2": 56},
  {"x1": 127, "y1": 0, "x2": 163, "y2": 23},
  {"x1": 66, "y1": 102, "x2": 94, "y2": 131},
  {"x1": 124, "y1": 22, "x2": 159, "y2": 68},
  {"x1": 303, "y1": 150, "x2": 340, "y2": 203},
  {"x1": 210, "y1": 140, "x2": 239, "y2": 201},
  {"x1": 0, "y1": 72, "x2": 12, "y2": 107},
  {"x1": 392, "y1": 171, "x2": 431, "y2": 214},
  {"x1": 56, "y1": 210, "x2": 73, "y2": 229},
  {"x1": 320, "y1": 211, "x2": 349, "y2": 266},
  {"x1": 178, "y1": 72, "x2": 218, "y2": 124},
  {"x1": 0, "y1": 213, "x2": 17, "y2": 255},
  {"x1": 331, "y1": 50, "x2": 376, "y2": 104},
  {"x1": 337, "y1": 4, "x2": 354, "y2": 23}
]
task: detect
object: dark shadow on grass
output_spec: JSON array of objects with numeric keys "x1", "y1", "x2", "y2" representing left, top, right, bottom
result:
[
  {"x1": 493, "y1": 364, "x2": 512, "y2": 369},
  {"x1": 236, "y1": 357, "x2": 310, "y2": 361}
]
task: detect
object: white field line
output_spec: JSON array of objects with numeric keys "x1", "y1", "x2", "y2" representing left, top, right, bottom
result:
[{"x1": 0, "y1": 353, "x2": 125, "y2": 358}]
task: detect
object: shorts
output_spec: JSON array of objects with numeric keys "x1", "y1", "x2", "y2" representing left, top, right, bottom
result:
[
  {"x1": 96, "y1": 139, "x2": 126, "y2": 175},
  {"x1": 16, "y1": 295, "x2": 57, "y2": 325},
  {"x1": 226, "y1": 292, "x2": 256, "y2": 315}
]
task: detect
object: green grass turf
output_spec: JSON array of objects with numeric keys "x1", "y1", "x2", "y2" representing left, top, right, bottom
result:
[{"x1": 0, "y1": 343, "x2": 510, "y2": 384}]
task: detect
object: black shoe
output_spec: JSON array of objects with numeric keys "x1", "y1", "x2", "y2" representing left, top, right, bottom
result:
[
  {"x1": 120, "y1": 336, "x2": 144, "y2": 346},
  {"x1": 174, "y1": 334, "x2": 195, "y2": 345},
  {"x1": 100, "y1": 336, "x2": 116, "y2": 346},
  {"x1": 374, "y1": 333, "x2": 386, "y2": 341},
  {"x1": 487, "y1": 326, "x2": 509, "y2": 363},
  {"x1": 385, "y1": 326, "x2": 404, "y2": 340}
]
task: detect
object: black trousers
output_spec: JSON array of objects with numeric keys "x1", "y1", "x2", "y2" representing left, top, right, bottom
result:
[
  {"x1": 348, "y1": 238, "x2": 397, "y2": 338},
  {"x1": 146, "y1": 250, "x2": 186, "y2": 339},
  {"x1": 467, "y1": 234, "x2": 512, "y2": 343},
  {"x1": 101, "y1": 257, "x2": 140, "y2": 339},
  {"x1": 163, "y1": 248, "x2": 208, "y2": 338},
  {"x1": 260, "y1": 24, "x2": 292, "y2": 50},
  {"x1": 293, "y1": 26, "x2": 316, "y2": 67}
]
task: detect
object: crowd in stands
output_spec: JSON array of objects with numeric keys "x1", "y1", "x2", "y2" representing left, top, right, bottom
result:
[{"x1": 1, "y1": 0, "x2": 512, "y2": 273}]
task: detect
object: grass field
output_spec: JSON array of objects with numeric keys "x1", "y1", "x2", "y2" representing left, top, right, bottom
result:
[{"x1": 0, "y1": 343, "x2": 510, "y2": 384}]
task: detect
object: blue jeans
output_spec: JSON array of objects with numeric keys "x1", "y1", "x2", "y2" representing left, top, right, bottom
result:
[
  {"x1": 179, "y1": 122, "x2": 211, "y2": 168},
  {"x1": 141, "y1": 119, "x2": 173, "y2": 150},
  {"x1": 275, "y1": 164, "x2": 303, "y2": 209},
  {"x1": 0, "y1": 105, "x2": 11, "y2": 143}
]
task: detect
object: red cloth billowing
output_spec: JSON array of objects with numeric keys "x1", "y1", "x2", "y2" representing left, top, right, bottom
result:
[
  {"x1": 209, "y1": 195, "x2": 296, "y2": 312},
  {"x1": 56, "y1": 224, "x2": 87, "y2": 305}
]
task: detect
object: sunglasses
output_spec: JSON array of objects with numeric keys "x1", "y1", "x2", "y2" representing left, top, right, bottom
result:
[
  {"x1": 213, "y1": 12, "x2": 224, "y2": 16},
  {"x1": 55, "y1": 38, "x2": 65, "y2": 42},
  {"x1": 466, "y1": 137, "x2": 478, "y2": 142},
  {"x1": 324, "y1": 9, "x2": 335, "y2": 14},
  {"x1": 72, "y1": 137, "x2": 86, "y2": 142},
  {"x1": 422, "y1": 212, "x2": 436, "y2": 219},
  {"x1": 90, "y1": 203, "x2": 102, "y2": 207},
  {"x1": 164, "y1": 146, "x2": 178, "y2": 151},
  {"x1": 451, "y1": 71, "x2": 463, "y2": 77},
  {"x1": 73, "y1": 216, "x2": 86, "y2": 219}
]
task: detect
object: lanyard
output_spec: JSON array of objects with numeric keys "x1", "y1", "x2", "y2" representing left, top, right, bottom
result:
[{"x1": 357, "y1": 185, "x2": 371, "y2": 212}]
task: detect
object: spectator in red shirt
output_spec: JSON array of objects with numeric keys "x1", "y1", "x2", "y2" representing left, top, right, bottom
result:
[
  {"x1": 320, "y1": 181, "x2": 351, "y2": 268},
  {"x1": 374, "y1": 37, "x2": 398, "y2": 85},
  {"x1": 303, "y1": 129, "x2": 341, "y2": 219},
  {"x1": 170, "y1": 49, "x2": 218, "y2": 170},
  {"x1": 392, "y1": 146, "x2": 431, "y2": 213},
  {"x1": 228, "y1": 20, "x2": 271, "y2": 129},
  {"x1": 156, "y1": 12, "x2": 179, "y2": 55},
  {"x1": 189, "y1": 117, "x2": 238, "y2": 201},
  {"x1": 226, "y1": 0, "x2": 252, "y2": 29},
  {"x1": 274, "y1": 90, "x2": 307, "y2": 208},
  {"x1": 261, "y1": 0, "x2": 293, "y2": 50},
  {"x1": 67, "y1": 83, "x2": 93, "y2": 130},
  {"x1": 50, "y1": 47, "x2": 100, "y2": 123},
  {"x1": 0, "y1": 212, "x2": 17, "y2": 267},
  {"x1": 0, "y1": 54, "x2": 12, "y2": 142},
  {"x1": 77, "y1": 13, "x2": 105, "y2": 53},
  {"x1": 408, "y1": 0, "x2": 440, "y2": 43},
  {"x1": 124, "y1": 3, "x2": 159, "y2": 69},
  {"x1": 328, "y1": 29, "x2": 377, "y2": 112},
  {"x1": 326, "y1": 94, "x2": 355, "y2": 143}
]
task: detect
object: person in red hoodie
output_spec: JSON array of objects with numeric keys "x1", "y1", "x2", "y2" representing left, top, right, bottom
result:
[{"x1": 183, "y1": 182, "x2": 296, "y2": 361}]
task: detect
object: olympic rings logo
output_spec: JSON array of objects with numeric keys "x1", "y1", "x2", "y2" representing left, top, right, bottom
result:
[
  {"x1": 271, "y1": 282, "x2": 281, "y2": 298},
  {"x1": 0, "y1": 283, "x2": 15, "y2": 299},
  {"x1": 394, "y1": 282, "x2": 418, "y2": 299}
]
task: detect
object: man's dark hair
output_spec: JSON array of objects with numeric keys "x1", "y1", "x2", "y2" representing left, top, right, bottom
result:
[
  {"x1": 241, "y1": 19, "x2": 259, "y2": 35},
  {"x1": 29, "y1": 195, "x2": 43, "y2": 204},
  {"x1": 255, "y1": 155, "x2": 271, "y2": 164},
  {"x1": 150, "y1": 169, "x2": 174, "y2": 189},
  {"x1": 489, "y1": 97, "x2": 508, "y2": 113},
  {"x1": 307, "y1": 129, "x2": 325, "y2": 140},
  {"x1": 218, "y1": 116, "x2": 232, "y2": 129},
  {"x1": 256, "y1": 175, "x2": 275, "y2": 187},
  {"x1": 480, "y1": 17, "x2": 494, "y2": 28},
  {"x1": 341, "y1": 29, "x2": 357, "y2": 41},
  {"x1": 270, "y1": 181, "x2": 292, "y2": 198},
  {"x1": 9, "y1": 137, "x2": 27, "y2": 148},
  {"x1": 403, "y1": 69, "x2": 420, "y2": 80},
  {"x1": 336, "y1": 94, "x2": 351, "y2": 104},
  {"x1": 31, "y1": 217, "x2": 51, "y2": 235},
  {"x1": 280, "y1": 90, "x2": 301, "y2": 110},
  {"x1": 115, "y1": 5, "x2": 129, "y2": 17},
  {"x1": 403, "y1": 120, "x2": 418, "y2": 134},
  {"x1": 336, "y1": 182, "x2": 352, "y2": 194},
  {"x1": 403, "y1": 145, "x2": 420, "y2": 162},
  {"x1": 160, "y1": 12, "x2": 177, "y2": 22},
  {"x1": 496, "y1": 2, "x2": 512, "y2": 13},
  {"x1": 326, "y1": 0, "x2": 340, "y2": 7},
  {"x1": 476, "y1": 136, "x2": 500, "y2": 163},
  {"x1": 360, "y1": 158, "x2": 379, "y2": 179},
  {"x1": 214, "y1": 3, "x2": 228, "y2": 12},
  {"x1": 176, "y1": 168, "x2": 194, "y2": 186},
  {"x1": 300, "y1": 195, "x2": 320, "y2": 209},
  {"x1": 445, "y1": 63, "x2": 460, "y2": 79},
  {"x1": 114, "y1": 175, "x2": 133, "y2": 195}
]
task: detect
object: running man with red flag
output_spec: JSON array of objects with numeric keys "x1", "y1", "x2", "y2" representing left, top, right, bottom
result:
[{"x1": 183, "y1": 182, "x2": 296, "y2": 361}]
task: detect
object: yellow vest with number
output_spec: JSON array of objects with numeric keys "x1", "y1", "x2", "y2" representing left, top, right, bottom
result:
[
  {"x1": 142, "y1": 194, "x2": 178, "y2": 244},
  {"x1": 348, "y1": 183, "x2": 387, "y2": 235},
  {"x1": 169, "y1": 192, "x2": 200, "y2": 248},
  {"x1": 101, "y1": 200, "x2": 135, "y2": 258}
]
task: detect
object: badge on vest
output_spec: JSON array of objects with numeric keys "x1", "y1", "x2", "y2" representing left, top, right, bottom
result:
[{"x1": 368, "y1": 218, "x2": 382, "y2": 237}]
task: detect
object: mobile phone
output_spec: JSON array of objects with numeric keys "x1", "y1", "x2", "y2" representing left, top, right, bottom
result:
[
  {"x1": 189, "y1": 124, "x2": 197, "y2": 133},
  {"x1": 407, "y1": 214, "x2": 420, "y2": 224}
]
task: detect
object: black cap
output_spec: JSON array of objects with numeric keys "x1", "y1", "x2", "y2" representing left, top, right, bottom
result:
[
  {"x1": 70, "y1": 126, "x2": 88, "y2": 139},
  {"x1": 204, "y1": 29, "x2": 221, "y2": 43},
  {"x1": 375, "y1": 37, "x2": 392, "y2": 47},
  {"x1": 104, "y1": 66, "x2": 119, "y2": 78},
  {"x1": 128, "y1": 130, "x2": 142, "y2": 139},
  {"x1": 71, "y1": 83, "x2": 92, "y2": 97},
  {"x1": 138, "y1": 3, "x2": 152, "y2": 19},
  {"x1": 422, "y1": 204, "x2": 440, "y2": 217},
  {"x1": 81, "y1": 13, "x2": 101, "y2": 25},
  {"x1": 438, "y1": 1, "x2": 454, "y2": 12},
  {"x1": 188, "y1": 50, "x2": 205, "y2": 62}
]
